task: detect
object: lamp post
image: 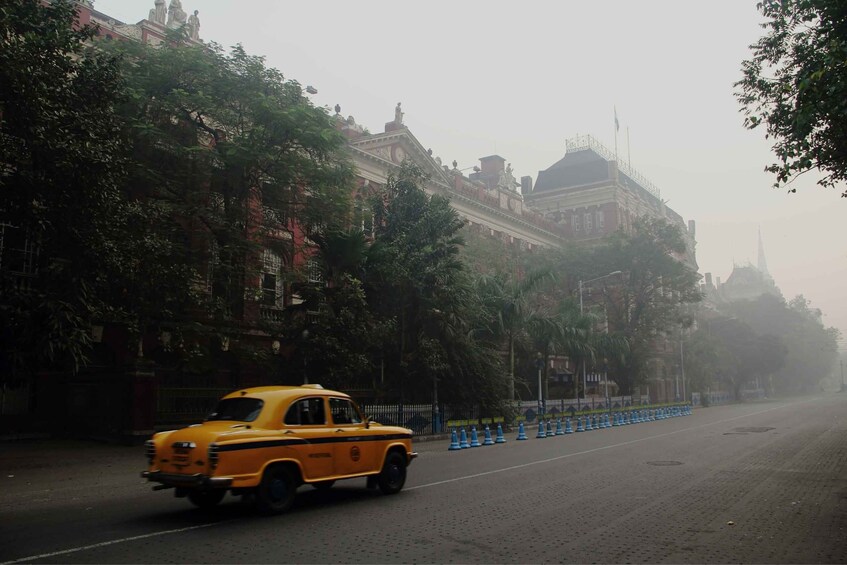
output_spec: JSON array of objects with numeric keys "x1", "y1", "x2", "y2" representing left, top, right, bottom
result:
[
  {"x1": 579, "y1": 271, "x2": 622, "y2": 409},
  {"x1": 536, "y1": 352, "x2": 545, "y2": 419},
  {"x1": 301, "y1": 329, "x2": 309, "y2": 384},
  {"x1": 679, "y1": 329, "x2": 685, "y2": 402}
]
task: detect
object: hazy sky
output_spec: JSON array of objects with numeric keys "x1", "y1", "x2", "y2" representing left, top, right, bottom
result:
[{"x1": 95, "y1": 0, "x2": 847, "y2": 343}]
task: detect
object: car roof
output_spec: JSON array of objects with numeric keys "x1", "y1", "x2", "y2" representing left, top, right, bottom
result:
[{"x1": 221, "y1": 385, "x2": 350, "y2": 403}]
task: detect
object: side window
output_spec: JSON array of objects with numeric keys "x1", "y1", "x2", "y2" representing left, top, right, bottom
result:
[
  {"x1": 283, "y1": 397, "x2": 326, "y2": 426},
  {"x1": 329, "y1": 398, "x2": 362, "y2": 425}
]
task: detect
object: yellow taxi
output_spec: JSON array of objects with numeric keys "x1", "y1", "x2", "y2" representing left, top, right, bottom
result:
[{"x1": 141, "y1": 385, "x2": 417, "y2": 513}]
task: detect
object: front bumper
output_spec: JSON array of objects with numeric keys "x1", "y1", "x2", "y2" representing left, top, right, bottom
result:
[{"x1": 142, "y1": 470, "x2": 233, "y2": 489}]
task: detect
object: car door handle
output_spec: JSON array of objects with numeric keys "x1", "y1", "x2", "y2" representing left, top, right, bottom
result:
[
  {"x1": 283, "y1": 430, "x2": 294, "y2": 434},
  {"x1": 335, "y1": 429, "x2": 345, "y2": 433}
]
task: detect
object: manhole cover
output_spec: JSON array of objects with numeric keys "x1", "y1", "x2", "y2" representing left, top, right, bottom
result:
[
  {"x1": 732, "y1": 427, "x2": 775, "y2": 433},
  {"x1": 647, "y1": 461, "x2": 683, "y2": 466}
]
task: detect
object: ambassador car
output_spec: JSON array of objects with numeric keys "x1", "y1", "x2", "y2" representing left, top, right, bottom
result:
[{"x1": 141, "y1": 385, "x2": 417, "y2": 513}]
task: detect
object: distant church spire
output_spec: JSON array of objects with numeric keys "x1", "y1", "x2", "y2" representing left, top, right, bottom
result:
[{"x1": 757, "y1": 227, "x2": 771, "y2": 278}]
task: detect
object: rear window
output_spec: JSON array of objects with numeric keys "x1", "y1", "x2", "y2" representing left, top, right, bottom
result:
[{"x1": 207, "y1": 398, "x2": 264, "y2": 422}]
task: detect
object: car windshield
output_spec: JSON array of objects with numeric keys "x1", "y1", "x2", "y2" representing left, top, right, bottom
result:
[{"x1": 206, "y1": 398, "x2": 264, "y2": 422}]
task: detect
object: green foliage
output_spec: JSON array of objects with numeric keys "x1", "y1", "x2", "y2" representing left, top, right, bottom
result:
[
  {"x1": 365, "y1": 164, "x2": 506, "y2": 409},
  {"x1": 584, "y1": 218, "x2": 701, "y2": 394},
  {"x1": 737, "y1": 0, "x2": 847, "y2": 196},
  {"x1": 725, "y1": 294, "x2": 839, "y2": 393},
  {"x1": 0, "y1": 0, "x2": 129, "y2": 376}
]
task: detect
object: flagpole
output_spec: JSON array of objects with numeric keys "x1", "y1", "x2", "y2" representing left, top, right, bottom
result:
[
  {"x1": 627, "y1": 126, "x2": 631, "y2": 168},
  {"x1": 614, "y1": 106, "x2": 619, "y2": 161}
]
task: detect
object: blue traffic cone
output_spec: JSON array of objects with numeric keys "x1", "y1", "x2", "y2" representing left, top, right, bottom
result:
[
  {"x1": 547, "y1": 420, "x2": 554, "y2": 436},
  {"x1": 612, "y1": 412, "x2": 619, "y2": 426},
  {"x1": 470, "y1": 426, "x2": 481, "y2": 447},
  {"x1": 483, "y1": 425, "x2": 494, "y2": 446},
  {"x1": 460, "y1": 428, "x2": 470, "y2": 448},
  {"x1": 576, "y1": 416, "x2": 585, "y2": 432},
  {"x1": 565, "y1": 418, "x2": 573, "y2": 434},
  {"x1": 516, "y1": 421, "x2": 528, "y2": 440},
  {"x1": 586, "y1": 415, "x2": 593, "y2": 431},
  {"x1": 555, "y1": 418, "x2": 564, "y2": 435},
  {"x1": 495, "y1": 423, "x2": 506, "y2": 443},
  {"x1": 593, "y1": 414, "x2": 600, "y2": 429},
  {"x1": 635, "y1": 410, "x2": 642, "y2": 423},
  {"x1": 536, "y1": 421, "x2": 546, "y2": 438},
  {"x1": 602, "y1": 413, "x2": 610, "y2": 428},
  {"x1": 448, "y1": 428, "x2": 461, "y2": 451}
]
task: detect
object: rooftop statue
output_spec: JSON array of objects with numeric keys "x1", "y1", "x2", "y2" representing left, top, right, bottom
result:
[{"x1": 166, "y1": 0, "x2": 187, "y2": 27}]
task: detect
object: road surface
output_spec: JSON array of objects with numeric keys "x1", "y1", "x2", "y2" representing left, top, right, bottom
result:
[{"x1": 1, "y1": 394, "x2": 846, "y2": 563}]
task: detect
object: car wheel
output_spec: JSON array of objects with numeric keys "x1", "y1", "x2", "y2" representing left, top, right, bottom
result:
[
  {"x1": 377, "y1": 451, "x2": 406, "y2": 495},
  {"x1": 187, "y1": 489, "x2": 226, "y2": 509},
  {"x1": 256, "y1": 465, "x2": 297, "y2": 514},
  {"x1": 312, "y1": 480, "x2": 335, "y2": 490}
]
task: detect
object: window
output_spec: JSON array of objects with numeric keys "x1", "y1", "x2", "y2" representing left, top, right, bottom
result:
[
  {"x1": 284, "y1": 397, "x2": 327, "y2": 426},
  {"x1": 262, "y1": 248, "x2": 284, "y2": 307},
  {"x1": 0, "y1": 223, "x2": 38, "y2": 277},
  {"x1": 584, "y1": 213, "x2": 592, "y2": 232},
  {"x1": 307, "y1": 258, "x2": 323, "y2": 284},
  {"x1": 207, "y1": 398, "x2": 264, "y2": 422},
  {"x1": 205, "y1": 238, "x2": 220, "y2": 295},
  {"x1": 596, "y1": 210, "x2": 605, "y2": 230},
  {"x1": 329, "y1": 398, "x2": 362, "y2": 425},
  {"x1": 572, "y1": 214, "x2": 581, "y2": 232}
]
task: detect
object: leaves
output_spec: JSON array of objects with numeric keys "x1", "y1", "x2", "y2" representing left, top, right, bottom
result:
[{"x1": 736, "y1": 0, "x2": 847, "y2": 196}]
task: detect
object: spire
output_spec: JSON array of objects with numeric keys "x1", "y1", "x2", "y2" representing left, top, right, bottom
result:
[{"x1": 757, "y1": 227, "x2": 771, "y2": 278}]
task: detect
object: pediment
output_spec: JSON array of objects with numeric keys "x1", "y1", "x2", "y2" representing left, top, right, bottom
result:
[{"x1": 349, "y1": 129, "x2": 450, "y2": 186}]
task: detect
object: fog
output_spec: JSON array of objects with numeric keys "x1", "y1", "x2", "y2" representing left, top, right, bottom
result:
[{"x1": 95, "y1": 0, "x2": 847, "y2": 342}]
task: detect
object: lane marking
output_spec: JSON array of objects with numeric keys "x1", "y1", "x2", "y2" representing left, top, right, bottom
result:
[
  {"x1": 1, "y1": 524, "x2": 217, "y2": 564},
  {"x1": 407, "y1": 401, "x2": 808, "y2": 491}
]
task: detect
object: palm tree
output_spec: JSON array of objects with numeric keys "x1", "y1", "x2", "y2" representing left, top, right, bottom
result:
[{"x1": 477, "y1": 269, "x2": 551, "y2": 400}]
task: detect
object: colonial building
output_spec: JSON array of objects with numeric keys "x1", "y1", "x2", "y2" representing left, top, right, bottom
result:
[
  {"x1": 524, "y1": 134, "x2": 698, "y2": 270},
  {"x1": 75, "y1": 0, "x2": 203, "y2": 45},
  {"x1": 335, "y1": 104, "x2": 567, "y2": 251}
]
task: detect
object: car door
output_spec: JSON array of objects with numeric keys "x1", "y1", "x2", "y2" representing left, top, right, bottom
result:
[
  {"x1": 281, "y1": 396, "x2": 334, "y2": 481},
  {"x1": 328, "y1": 397, "x2": 377, "y2": 477}
]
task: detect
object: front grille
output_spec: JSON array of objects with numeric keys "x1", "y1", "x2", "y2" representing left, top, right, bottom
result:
[
  {"x1": 144, "y1": 440, "x2": 156, "y2": 464},
  {"x1": 208, "y1": 443, "x2": 219, "y2": 470}
]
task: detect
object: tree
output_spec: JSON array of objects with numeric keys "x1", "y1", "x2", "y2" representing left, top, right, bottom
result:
[
  {"x1": 109, "y1": 37, "x2": 354, "y2": 359},
  {"x1": 736, "y1": 0, "x2": 847, "y2": 196},
  {"x1": 477, "y1": 269, "x2": 550, "y2": 400},
  {"x1": 588, "y1": 218, "x2": 701, "y2": 394},
  {"x1": 365, "y1": 164, "x2": 506, "y2": 409},
  {"x1": 726, "y1": 293, "x2": 839, "y2": 393},
  {"x1": 0, "y1": 0, "x2": 131, "y2": 378}
]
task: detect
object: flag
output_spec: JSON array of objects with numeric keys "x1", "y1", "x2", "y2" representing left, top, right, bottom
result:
[{"x1": 614, "y1": 107, "x2": 619, "y2": 132}]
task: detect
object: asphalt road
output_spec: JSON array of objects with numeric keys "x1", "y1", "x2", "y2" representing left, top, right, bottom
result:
[{"x1": 1, "y1": 395, "x2": 846, "y2": 564}]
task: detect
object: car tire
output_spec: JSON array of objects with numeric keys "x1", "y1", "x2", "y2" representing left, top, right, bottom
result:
[
  {"x1": 256, "y1": 465, "x2": 297, "y2": 514},
  {"x1": 187, "y1": 489, "x2": 226, "y2": 509},
  {"x1": 377, "y1": 451, "x2": 406, "y2": 495},
  {"x1": 311, "y1": 480, "x2": 335, "y2": 490}
]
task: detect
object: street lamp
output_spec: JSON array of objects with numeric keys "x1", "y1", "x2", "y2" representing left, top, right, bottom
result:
[
  {"x1": 579, "y1": 271, "x2": 622, "y2": 409},
  {"x1": 301, "y1": 329, "x2": 309, "y2": 384},
  {"x1": 536, "y1": 352, "x2": 545, "y2": 419}
]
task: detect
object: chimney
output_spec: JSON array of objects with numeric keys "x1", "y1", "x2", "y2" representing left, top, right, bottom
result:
[
  {"x1": 479, "y1": 155, "x2": 506, "y2": 177},
  {"x1": 521, "y1": 176, "x2": 533, "y2": 195}
]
